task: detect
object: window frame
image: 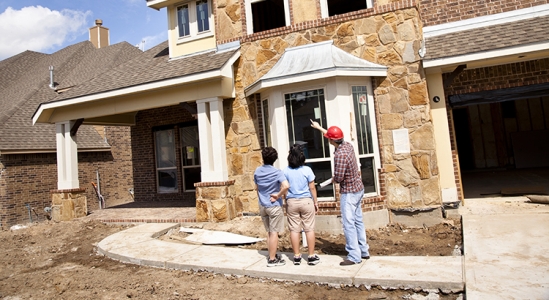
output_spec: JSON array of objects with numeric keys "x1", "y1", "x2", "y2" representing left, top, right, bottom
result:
[
  {"x1": 245, "y1": 0, "x2": 291, "y2": 35},
  {"x1": 179, "y1": 123, "x2": 201, "y2": 192},
  {"x1": 175, "y1": 0, "x2": 213, "y2": 42},
  {"x1": 320, "y1": 0, "x2": 373, "y2": 19},
  {"x1": 154, "y1": 128, "x2": 179, "y2": 194}
]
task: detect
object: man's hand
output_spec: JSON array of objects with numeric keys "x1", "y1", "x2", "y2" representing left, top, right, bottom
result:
[
  {"x1": 310, "y1": 119, "x2": 321, "y2": 130},
  {"x1": 269, "y1": 194, "x2": 279, "y2": 202}
]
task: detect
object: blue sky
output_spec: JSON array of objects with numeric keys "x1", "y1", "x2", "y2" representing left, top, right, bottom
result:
[{"x1": 0, "y1": 0, "x2": 168, "y2": 60}]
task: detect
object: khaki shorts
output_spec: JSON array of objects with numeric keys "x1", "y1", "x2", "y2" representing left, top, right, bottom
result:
[
  {"x1": 260, "y1": 205, "x2": 285, "y2": 233},
  {"x1": 286, "y1": 198, "x2": 316, "y2": 233}
]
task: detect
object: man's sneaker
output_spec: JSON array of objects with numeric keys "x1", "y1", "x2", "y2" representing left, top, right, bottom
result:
[
  {"x1": 307, "y1": 254, "x2": 320, "y2": 265},
  {"x1": 293, "y1": 255, "x2": 302, "y2": 265},
  {"x1": 267, "y1": 256, "x2": 286, "y2": 267}
]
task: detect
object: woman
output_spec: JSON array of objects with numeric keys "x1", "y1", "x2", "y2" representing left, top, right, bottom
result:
[{"x1": 283, "y1": 144, "x2": 320, "y2": 265}]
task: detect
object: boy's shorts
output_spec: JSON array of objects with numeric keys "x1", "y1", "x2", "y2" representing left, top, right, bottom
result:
[{"x1": 260, "y1": 205, "x2": 284, "y2": 233}]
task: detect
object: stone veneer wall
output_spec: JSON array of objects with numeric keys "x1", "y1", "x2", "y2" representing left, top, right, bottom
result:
[
  {"x1": 419, "y1": 0, "x2": 549, "y2": 27},
  {"x1": 50, "y1": 188, "x2": 87, "y2": 222},
  {"x1": 195, "y1": 180, "x2": 237, "y2": 222},
  {"x1": 217, "y1": 0, "x2": 442, "y2": 213},
  {"x1": 131, "y1": 105, "x2": 197, "y2": 205},
  {"x1": 0, "y1": 126, "x2": 134, "y2": 229}
]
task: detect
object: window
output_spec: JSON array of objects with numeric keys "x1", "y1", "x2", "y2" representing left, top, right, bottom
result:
[
  {"x1": 176, "y1": 0, "x2": 212, "y2": 39},
  {"x1": 246, "y1": 0, "x2": 289, "y2": 34},
  {"x1": 285, "y1": 89, "x2": 334, "y2": 198},
  {"x1": 320, "y1": 0, "x2": 370, "y2": 18},
  {"x1": 260, "y1": 99, "x2": 272, "y2": 147},
  {"x1": 352, "y1": 86, "x2": 378, "y2": 194},
  {"x1": 180, "y1": 125, "x2": 201, "y2": 191},
  {"x1": 154, "y1": 129, "x2": 178, "y2": 193}
]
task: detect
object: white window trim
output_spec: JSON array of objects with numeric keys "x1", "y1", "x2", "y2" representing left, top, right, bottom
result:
[
  {"x1": 175, "y1": 0, "x2": 214, "y2": 42},
  {"x1": 245, "y1": 0, "x2": 291, "y2": 35},
  {"x1": 348, "y1": 79, "x2": 380, "y2": 198},
  {"x1": 320, "y1": 0, "x2": 373, "y2": 19}
]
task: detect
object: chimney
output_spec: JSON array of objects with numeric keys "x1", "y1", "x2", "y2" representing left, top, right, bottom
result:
[{"x1": 89, "y1": 19, "x2": 110, "y2": 49}]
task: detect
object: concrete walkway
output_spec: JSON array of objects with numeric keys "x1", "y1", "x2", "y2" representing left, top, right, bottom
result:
[{"x1": 95, "y1": 196, "x2": 549, "y2": 298}]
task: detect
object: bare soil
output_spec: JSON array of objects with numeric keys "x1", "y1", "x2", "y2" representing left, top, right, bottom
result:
[{"x1": 0, "y1": 217, "x2": 463, "y2": 300}]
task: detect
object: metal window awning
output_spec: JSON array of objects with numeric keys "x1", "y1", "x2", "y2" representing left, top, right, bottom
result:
[{"x1": 245, "y1": 40, "x2": 387, "y2": 96}]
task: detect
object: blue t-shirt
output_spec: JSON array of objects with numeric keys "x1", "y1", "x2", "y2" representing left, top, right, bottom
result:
[
  {"x1": 254, "y1": 165, "x2": 286, "y2": 207},
  {"x1": 283, "y1": 165, "x2": 315, "y2": 199}
]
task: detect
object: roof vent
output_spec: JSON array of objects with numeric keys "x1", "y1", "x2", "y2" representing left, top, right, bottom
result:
[{"x1": 48, "y1": 66, "x2": 56, "y2": 90}]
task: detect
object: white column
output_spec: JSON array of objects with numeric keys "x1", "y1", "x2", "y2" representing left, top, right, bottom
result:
[
  {"x1": 426, "y1": 70, "x2": 459, "y2": 202},
  {"x1": 197, "y1": 97, "x2": 228, "y2": 182},
  {"x1": 56, "y1": 121, "x2": 79, "y2": 190}
]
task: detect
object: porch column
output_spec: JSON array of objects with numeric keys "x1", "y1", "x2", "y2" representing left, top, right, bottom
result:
[
  {"x1": 426, "y1": 70, "x2": 460, "y2": 202},
  {"x1": 197, "y1": 97, "x2": 228, "y2": 182},
  {"x1": 56, "y1": 121, "x2": 79, "y2": 189}
]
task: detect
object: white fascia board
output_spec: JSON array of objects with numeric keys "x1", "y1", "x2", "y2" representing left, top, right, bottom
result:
[
  {"x1": 0, "y1": 148, "x2": 110, "y2": 155},
  {"x1": 245, "y1": 68, "x2": 387, "y2": 96},
  {"x1": 423, "y1": 41, "x2": 549, "y2": 69},
  {"x1": 33, "y1": 69, "x2": 228, "y2": 125},
  {"x1": 424, "y1": 4, "x2": 549, "y2": 38}
]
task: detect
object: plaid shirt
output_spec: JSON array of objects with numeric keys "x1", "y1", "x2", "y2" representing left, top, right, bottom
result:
[{"x1": 333, "y1": 141, "x2": 364, "y2": 194}]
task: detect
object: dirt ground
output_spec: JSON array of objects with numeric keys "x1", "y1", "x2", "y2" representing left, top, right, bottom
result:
[{"x1": 0, "y1": 217, "x2": 463, "y2": 300}]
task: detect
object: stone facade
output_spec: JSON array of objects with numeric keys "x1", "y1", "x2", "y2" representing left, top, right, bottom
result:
[
  {"x1": 50, "y1": 188, "x2": 87, "y2": 221},
  {"x1": 0, "y1": 126, "x2": 134, "y2": 229},
  {"x1": 215, "y1": 1, "x2": 442, "y2": 213},
  {"x1": 195, "y1": 180, "x2": 236, "y2": 222}
]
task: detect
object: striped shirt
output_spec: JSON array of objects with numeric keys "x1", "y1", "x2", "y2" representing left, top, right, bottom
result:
[{"x1": 333, "y1": 141, "x2": 364, "y2": 194}]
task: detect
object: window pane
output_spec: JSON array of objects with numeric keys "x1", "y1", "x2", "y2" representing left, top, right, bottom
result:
[
  {"x1": 177, "y1": 5, "x2": 190, "y2": 37},
  {"x1": 327, "y1": 0, "x2": 367, "y2": 17},
  {"x1": 261, "y1": 99, "x2": 271, "y2": 147},
  {"x1": 196, "y1": 0, "x2": 209, "y2": 32},
  {"x1": 180, "y1": 126, "x2": 200, "y2": 167},
  {"x1": 360, "y1": 157, "x2": 376, "y2": 194},
  {"x1": 352, "y1": 86, "x2": 374, "y2": 155},
  {"x1": 155, "y1": 130, "x2": 176, "y2": 169},
  {"x1": 307, "y1": 160, "x2": 334, "y2": 198},
  {"x1": 158, "y1": 169, "x2": 178, "y2": 193},
  {"x1": 285, "y1": 89, "x2": 329, "y2": 160},
  {"x1": 183, "y1": 167, "x2": 201, "y2": 191},
  {"x1": 251, "y1": 0, "x2": 286, "y2": 33}
]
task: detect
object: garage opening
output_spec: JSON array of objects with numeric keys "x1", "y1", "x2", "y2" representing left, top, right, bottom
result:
[{"x1": 449, "y1": 84, "x2": 549, "y2": 198}]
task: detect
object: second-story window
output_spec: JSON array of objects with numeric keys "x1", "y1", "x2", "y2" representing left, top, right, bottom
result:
[
  {"x1": 320, "y1": 0, "x2": 371, "y2": 18},
  {"x1": 177, "y1": 0, "x2": 212, "y2": 39},
  {"x1": 246, "y1": 0, "x2": 289, "y2": 34}
]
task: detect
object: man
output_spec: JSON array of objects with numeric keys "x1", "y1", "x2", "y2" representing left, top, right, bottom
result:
[
  {"x1": 254, "y1": 147, "x2": 290, "y2": 267},
  {"x1": 311, "y1": 120, "x2": 370, "y2": 266}
]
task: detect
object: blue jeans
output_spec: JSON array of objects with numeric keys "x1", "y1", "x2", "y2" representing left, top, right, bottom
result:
[{"x1": 340, "y1": 189, "x2": 369, "y2": 263}]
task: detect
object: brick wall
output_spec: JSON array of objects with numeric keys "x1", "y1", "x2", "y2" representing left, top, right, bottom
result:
[
  {"x1": 131, "y1": 104, "x2": 197, "y2": 205},
  {"x1": 420, "y1": 0, "x2": 549, "y2": 27},
  {"x1": 444, "y1": 58, "x2": 549, "y2": 95},
  {"x1": 0, "y1": 126, "x2": 133, "y2": 229}
]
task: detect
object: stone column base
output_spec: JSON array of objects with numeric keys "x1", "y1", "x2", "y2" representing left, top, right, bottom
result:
[
  {"x1": 51, "y1": 188, "x2": 87, "y2": 222},
  {"x1": 195, "y1": 180, "x2": 235, "y2": 222}
]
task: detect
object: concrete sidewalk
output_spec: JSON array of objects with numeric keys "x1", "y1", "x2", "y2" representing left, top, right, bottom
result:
[
  {"x1": 97, "y1": 222, "x2": 464, "y2": 291},
  {"x1": 95, "y1": 196, "x2": 549, "y2": 298}
]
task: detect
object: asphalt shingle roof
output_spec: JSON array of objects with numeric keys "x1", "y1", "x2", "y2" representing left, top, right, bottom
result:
[
  {"x1": 50, "y1": 41, "x2": 239, "y2": 103},
  {"x1": 0, "y1": 41, "x2": 143, "y2": 152},
  {"x1": 424, "y1": 15, "x2": 549, "y2": 60}
]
